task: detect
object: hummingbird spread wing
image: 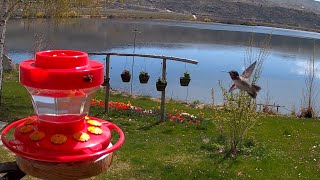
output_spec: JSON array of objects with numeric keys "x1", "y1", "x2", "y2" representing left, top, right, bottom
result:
[
  {"x1": 242, "y1": 61, "x2": 257, "y2": 79},
  {"x1": 229, "y1": 84, "x2": 237, "y2": 92}
]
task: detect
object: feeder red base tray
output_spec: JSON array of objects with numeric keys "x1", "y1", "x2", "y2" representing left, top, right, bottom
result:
[{"x1": 1, "y1": 116, "x2": 124, "y2": 163}]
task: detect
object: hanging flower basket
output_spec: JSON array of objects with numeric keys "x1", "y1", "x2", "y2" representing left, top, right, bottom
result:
[
  {"x1": 139, "y1": 71, "x2": 150, "y2": 84},
  {"x1": 121, "y1": 70, "x2": 131, "y2": 82},
  {"x1": 156, "y1": 77, "x2": 167, "y2": 91},
  {"x1": 180, "y1": 72, "x2": 191, "y2": 86}
]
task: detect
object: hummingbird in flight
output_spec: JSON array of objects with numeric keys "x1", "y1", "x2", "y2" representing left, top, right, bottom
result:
[{"x1": 228, "y1": 61, "x2": 261, "y2": 98}]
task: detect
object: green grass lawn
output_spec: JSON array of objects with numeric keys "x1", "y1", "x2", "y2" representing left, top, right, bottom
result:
[{"x1": 1, "y1": 72, "x2": 320, "y2": 179}]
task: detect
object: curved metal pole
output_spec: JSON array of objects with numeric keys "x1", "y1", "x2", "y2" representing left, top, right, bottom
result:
[
  {"x1": 88, "y1": 52, "x2": 198, "y2": 120},
  {"x1": 88, "y1": 52, "x2": 198, "y2": 65}
]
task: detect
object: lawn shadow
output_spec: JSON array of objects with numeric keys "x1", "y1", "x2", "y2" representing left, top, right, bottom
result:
[
  {"x1": 137, "y1": 120, "x2": 162, "y2": 131},
  {"x1": 0, "y1": 100, "x2": 33, "y2": 122}
]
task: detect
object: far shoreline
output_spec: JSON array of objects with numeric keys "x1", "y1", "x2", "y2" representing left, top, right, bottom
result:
[{"x1": 12, "y1": 9, "x2": 320, "y2": 34}]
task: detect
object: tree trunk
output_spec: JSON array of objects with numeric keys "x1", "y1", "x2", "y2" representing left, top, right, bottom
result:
[
  {"x1": 230, "y1": 139, "x2": 238, "y2": 156},
  {"x1": 0, "y1": 0, "x2": 10, "y2": 106}
]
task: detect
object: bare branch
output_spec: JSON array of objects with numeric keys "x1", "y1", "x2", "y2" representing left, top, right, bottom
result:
[
  {"x1": 2, "y1": 0, "x2": 23, "y2": 20},
  {"x1": 300, "y1": 40, "x2": 319, "y2": 118},
  {"x1": 244, "y1": 32, "x2": 272, "y2": 84}
]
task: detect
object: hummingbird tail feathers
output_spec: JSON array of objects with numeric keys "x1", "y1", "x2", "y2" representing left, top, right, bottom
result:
[
  {"x1": 251, "y1": 84, "x2": 261, "y2": 92},
  {"x1": 247, "y1": 91, "x2": 257, "y2": 98},
  {"x1": 247, "y1": 84, "x2": 261, "y2": 99}
]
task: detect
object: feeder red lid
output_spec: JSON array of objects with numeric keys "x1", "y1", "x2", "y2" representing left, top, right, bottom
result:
[{"x1": 19, "y1": 50, "x2": 104, "y2": 90}]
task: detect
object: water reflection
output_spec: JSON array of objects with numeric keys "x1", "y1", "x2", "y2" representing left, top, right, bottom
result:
[{"x1": 6, "y1": 19, "x2": 320, "y2": 113}]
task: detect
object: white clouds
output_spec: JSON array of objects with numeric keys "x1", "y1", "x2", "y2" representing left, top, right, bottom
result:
[{"x1": 293, "y1": 60, "x2": 320, "y2": 79}]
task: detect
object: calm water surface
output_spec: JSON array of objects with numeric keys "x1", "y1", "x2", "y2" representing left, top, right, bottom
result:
[{"x1": 6, "y1": 19, "x2": 320, "y2": 113}]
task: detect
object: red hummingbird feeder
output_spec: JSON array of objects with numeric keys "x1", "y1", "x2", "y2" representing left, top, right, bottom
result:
[{"x1": 1, "y1": 50, "x2": 125, "y2": 179}]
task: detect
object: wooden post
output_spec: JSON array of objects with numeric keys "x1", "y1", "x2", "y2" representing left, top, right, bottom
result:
[
  {"x1": 105, "y1": 54, "x2": 111, "y2": 114},
  {"x1": 160, "y1": 58, "x2": 167, "y2": 122}
]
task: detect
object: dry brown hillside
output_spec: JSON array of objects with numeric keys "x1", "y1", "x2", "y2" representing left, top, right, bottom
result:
[
  {"x1": 230, "y1": 0, "x2": 320, "y2": 13},
  {"x1": 104, "y1": 0, "x2": 320, "y2": 31}
]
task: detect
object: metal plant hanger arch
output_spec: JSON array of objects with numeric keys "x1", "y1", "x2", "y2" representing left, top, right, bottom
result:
[{"x1": 88, "y1": 52, "x2": 198, "y2": 121}]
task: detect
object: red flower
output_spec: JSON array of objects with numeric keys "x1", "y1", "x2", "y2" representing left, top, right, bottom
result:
[
  {"x1": 177, "y1": 116, "x2": 183, "y2": 122},
  {"x1": 197, "y1": 120, "x2": 201, "y2": 125},
  {"x1": 91, "y1": 99, "x2": 97, "y2": 106},
  {"x1": 108, "y1": 102, "x2": 114, "y2": 108},
  {"x1": 98, "y1": 101, "x2": 105, "y2": 107}
]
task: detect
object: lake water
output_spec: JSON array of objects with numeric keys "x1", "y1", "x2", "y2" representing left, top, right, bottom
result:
[{"x1": 6, "y1": 18, "x2": 320, "y2": 114}]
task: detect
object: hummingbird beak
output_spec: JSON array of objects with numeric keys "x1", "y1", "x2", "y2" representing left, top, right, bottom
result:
[{"x1": 220, "y1": 70, "x2": 228, "y2": 73}]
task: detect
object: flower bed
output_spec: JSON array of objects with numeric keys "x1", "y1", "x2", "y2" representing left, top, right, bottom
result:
[
  {"x1": 90, "y1": 99, "x2": 205, "y2": 125},
  {"x1": 167, "y1": 112, "x2": 202, "y2": 125}
]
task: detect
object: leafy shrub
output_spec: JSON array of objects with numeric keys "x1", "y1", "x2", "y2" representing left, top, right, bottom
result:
[
  {"x1": 36, "y1": 12, "x2": 46, "y2": 18},
  {"x1": 139, "y1": 71, "x2": 149, "y2": 78}
]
